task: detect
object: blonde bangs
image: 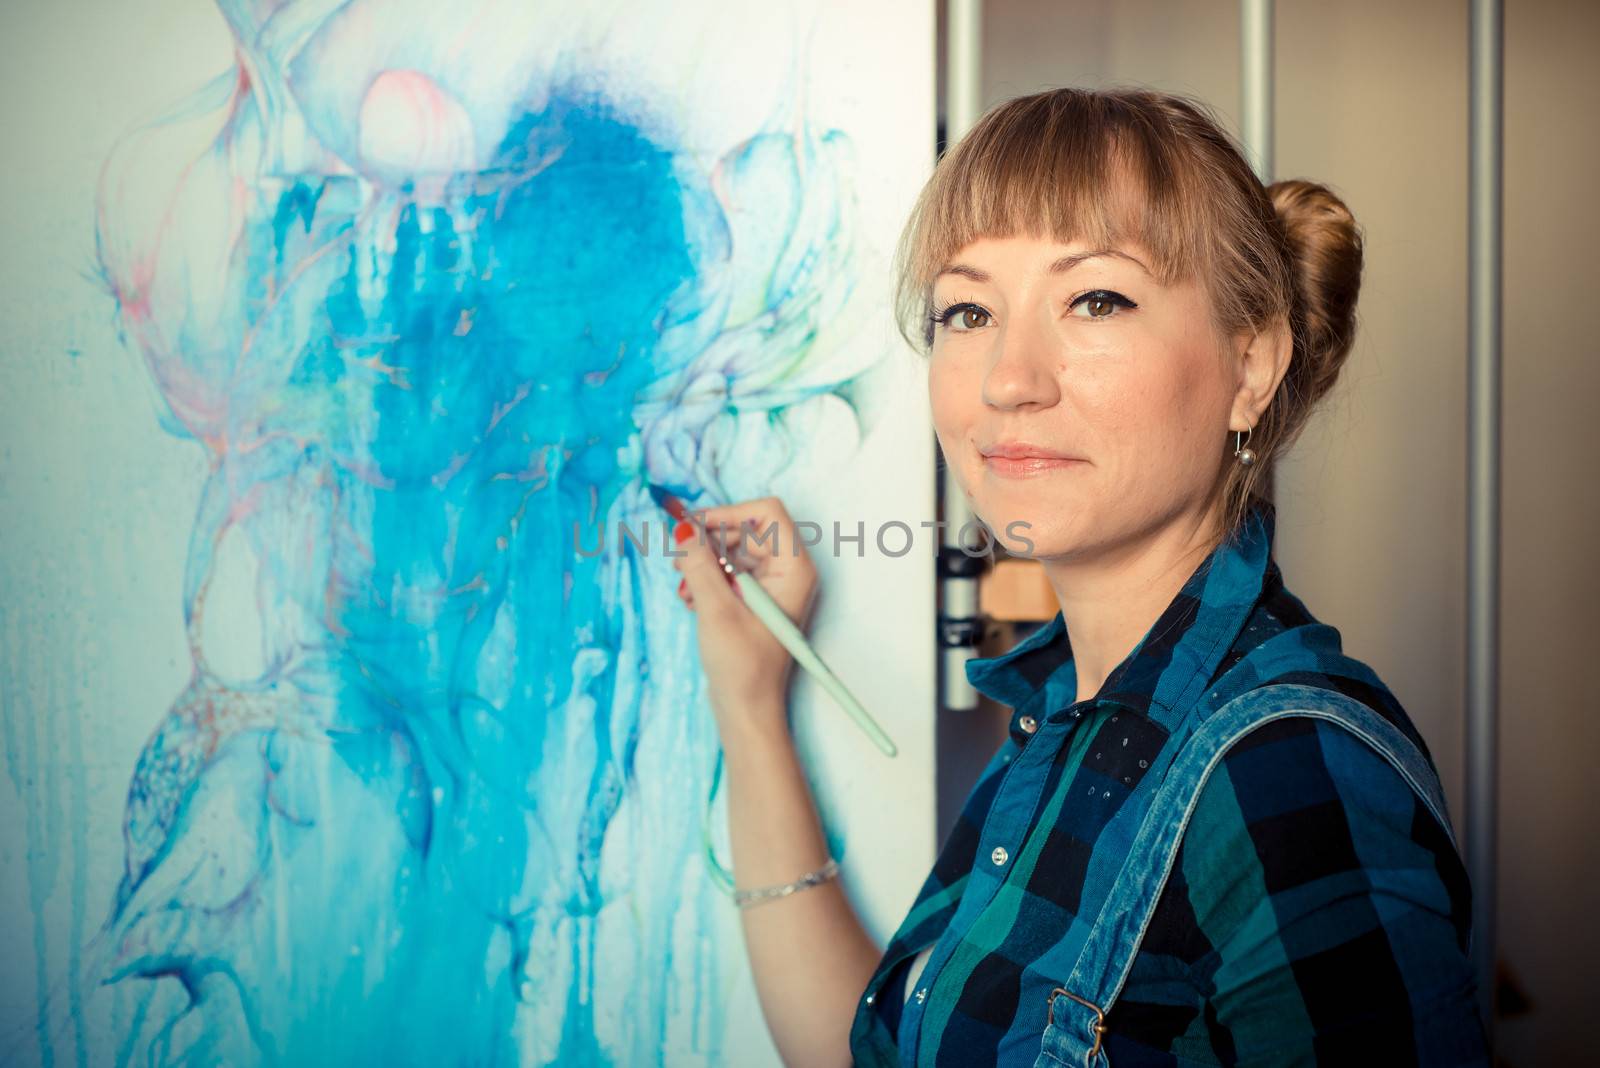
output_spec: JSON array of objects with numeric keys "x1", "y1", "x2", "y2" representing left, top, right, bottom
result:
[{"x1": 895, "y1": 89, "x2": 1220, "y2": 349}]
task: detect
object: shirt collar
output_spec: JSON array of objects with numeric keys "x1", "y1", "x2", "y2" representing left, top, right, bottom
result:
[{"x1": 965, "y1": 500, "x2": 1278, "y2": 731}]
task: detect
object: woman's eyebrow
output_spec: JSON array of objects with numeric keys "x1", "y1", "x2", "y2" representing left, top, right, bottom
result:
[
  {"x1": 935, "y1": 263, "x2": 990, "y2": 283},
  {"x1": 1047, "y1": 249, "x2": 1151, "y2": 274},
  {"x1": 935, "y1": 249, "x2": 1151, "y2": 284}
]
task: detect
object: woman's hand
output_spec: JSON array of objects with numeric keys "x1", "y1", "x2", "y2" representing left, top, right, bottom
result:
[{"x1": 670, "y1": 496, "x2": 820, "y2": 735}]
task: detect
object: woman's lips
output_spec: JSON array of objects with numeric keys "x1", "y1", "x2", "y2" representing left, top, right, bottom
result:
[{"x1": 983, "y1": 455, "x2": 1087, "y2": 478}]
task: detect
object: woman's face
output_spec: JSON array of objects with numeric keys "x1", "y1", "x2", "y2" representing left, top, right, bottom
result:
[{"x1": 928, "y1": 234, "x2": 1248, "y2": 561}]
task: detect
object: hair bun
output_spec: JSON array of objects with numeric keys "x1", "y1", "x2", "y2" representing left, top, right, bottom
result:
[{"x1": 1268, "y1": 179, "x2": 1365, "y2": 404}]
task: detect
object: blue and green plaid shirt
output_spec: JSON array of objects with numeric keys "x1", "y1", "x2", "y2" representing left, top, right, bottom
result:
[{"x1": 850, "y1": 501, "x2": 1486, "y2": 1066}]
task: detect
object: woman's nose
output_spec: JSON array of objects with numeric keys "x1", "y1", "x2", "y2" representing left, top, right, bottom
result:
[{"x1": 981, "y1": 318, "x2": 1061, "y2": 411}]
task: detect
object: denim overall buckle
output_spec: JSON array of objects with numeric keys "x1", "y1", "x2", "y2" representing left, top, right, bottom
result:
[{"x1": 1047, "y1": 987, "x2": 1107, "y2": 1063}]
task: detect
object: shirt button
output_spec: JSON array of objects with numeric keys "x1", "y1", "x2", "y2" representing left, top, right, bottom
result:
[
  {"x1": 865, "y1": 993, "x2": 875, "y2": 1005},
  {"x1": 991, "y1": 846, "x2": 1009, "y2": 866},
  {"x1": 1018, "y1": 715, "x2": 1038, "y2": 734}
]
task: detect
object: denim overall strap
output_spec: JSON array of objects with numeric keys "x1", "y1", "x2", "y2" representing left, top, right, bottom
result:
[{"x1": 1032, "y1": 683, "x2": 1455, "y2": 1068}]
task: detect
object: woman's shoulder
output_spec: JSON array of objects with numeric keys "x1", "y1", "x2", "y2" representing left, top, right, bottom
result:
[
  {"x1": 1174, "y1": 688, "x2": 1472, "y2": 950},
  {"x1": 1206, "y1": 565, "x2": 1439, "y2": 765},
  {"x1": 1198, "y1": 712, "x2": 1448, "y2": 854},
  {"x1": 1179, "y1": 586, "x2": 1471, "y2": 901}
]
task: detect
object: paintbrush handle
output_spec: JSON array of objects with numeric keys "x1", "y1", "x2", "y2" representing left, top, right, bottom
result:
[{"x1": 728, "y1": 570, "x2": 897, "y2": 758}]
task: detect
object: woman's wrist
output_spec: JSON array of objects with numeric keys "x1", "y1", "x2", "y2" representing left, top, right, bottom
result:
[{"x1": 710, "y1": 688, "x2": 793, "y2": 749}]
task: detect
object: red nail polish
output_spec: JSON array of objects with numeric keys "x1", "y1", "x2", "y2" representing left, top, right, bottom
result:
[
  {"x1": 678, "y1": 577, "x2": 687, "y2": 595},
  {"x1": 674, "y1": 520, "x2": 695, "y2": 544}
]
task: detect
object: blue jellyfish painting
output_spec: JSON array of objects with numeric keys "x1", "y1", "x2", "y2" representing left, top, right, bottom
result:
[{"x1": 31, "y1": 2, "x2": 884, "y2": 1064}]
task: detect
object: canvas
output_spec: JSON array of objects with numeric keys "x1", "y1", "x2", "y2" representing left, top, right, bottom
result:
[{"x1": 0, "y1": 1, "x2": 936, "y2": 1065}]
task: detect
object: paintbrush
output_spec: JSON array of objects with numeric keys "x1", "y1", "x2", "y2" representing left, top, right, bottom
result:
[{"x1": 649, "y1": 483, "x2": 897, "y2": 758}]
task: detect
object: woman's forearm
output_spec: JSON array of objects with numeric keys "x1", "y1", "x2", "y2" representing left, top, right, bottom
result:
[{"x1": 717, "y1": 694, "x2": 884, "y2": 1068}]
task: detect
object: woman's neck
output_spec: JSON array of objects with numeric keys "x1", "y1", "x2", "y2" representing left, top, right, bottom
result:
[{"x1": 1041, "y1": 503, "x2": 1223, "y2": 705}]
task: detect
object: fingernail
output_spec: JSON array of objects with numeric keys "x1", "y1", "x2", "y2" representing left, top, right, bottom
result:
[
  {"x1": 677, "y1": 577, "x2": 687, "y2": 595},
  {"x1": 674, "y1": 520, "x2": 695, "y2": 545}
]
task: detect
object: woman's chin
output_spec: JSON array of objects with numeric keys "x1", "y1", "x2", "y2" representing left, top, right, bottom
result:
[{"x1": 978, "y1": 516, "x2": 1085, "y2": 560}]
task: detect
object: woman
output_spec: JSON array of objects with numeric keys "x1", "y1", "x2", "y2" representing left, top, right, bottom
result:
[{"x1": 670, "y1": 87, "x2": 1487, "y2": 1067}]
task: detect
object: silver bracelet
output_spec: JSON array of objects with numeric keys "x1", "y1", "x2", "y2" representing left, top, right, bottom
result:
[{"x1": 732, "y1": 858, "x2": 840, "y2": 909}]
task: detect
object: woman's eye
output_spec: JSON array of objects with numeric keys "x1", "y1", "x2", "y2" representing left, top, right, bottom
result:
[
  {"x1": 931, "y1": 302, "x2": 993, "y2": 333},
  {"x1": 1068, "y1": 289, "x2": 1138, "y2": 320}
]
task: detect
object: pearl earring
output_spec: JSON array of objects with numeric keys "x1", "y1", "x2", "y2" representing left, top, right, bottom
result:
[{"x1": 1234, "y1": 427, "x2": 1257, "y2": 466}]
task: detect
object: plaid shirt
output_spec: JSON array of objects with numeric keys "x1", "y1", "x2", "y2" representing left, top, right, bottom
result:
[{"x1": 849, "y1": 501, "x2": 1487, "y2": 1066}]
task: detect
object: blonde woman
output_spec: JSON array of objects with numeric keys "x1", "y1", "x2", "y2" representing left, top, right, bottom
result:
[{"x1": 671, "y1": 87, "x2": 1487, "y2": 1067}]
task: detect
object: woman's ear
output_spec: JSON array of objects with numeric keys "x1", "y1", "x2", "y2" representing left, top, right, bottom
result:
[{"x1": 1230, "y1": 316, "x2": 1292, "y2": 430}]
